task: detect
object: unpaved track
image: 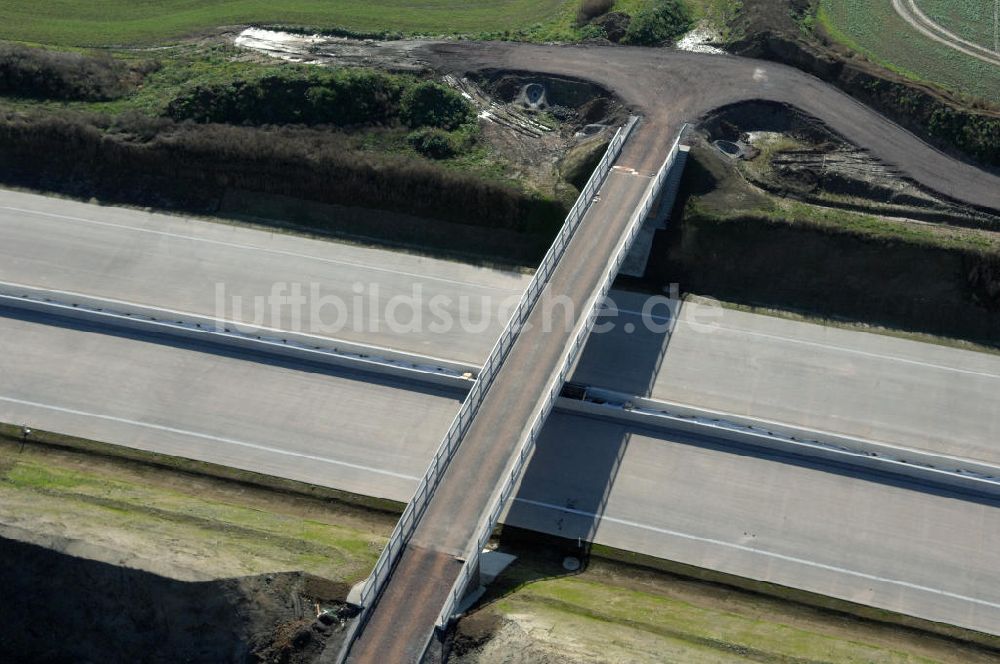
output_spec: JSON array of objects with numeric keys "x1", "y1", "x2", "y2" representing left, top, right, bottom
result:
[
  {"x1": 418, "y1": 41, "x2": 1000, "y2": 212},
  {"x1": 893, "y1": 0, "x2": 1000, "y2": 67}
]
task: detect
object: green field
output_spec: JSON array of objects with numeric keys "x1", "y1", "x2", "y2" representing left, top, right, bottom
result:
[
  {"x1": 818, "y1": 0, "x2": 1000, "y2": 104},
  {"x1": 1, "y1": 0, "x2": 732, "y2": 48},
  {"x1": 917, "y1": 0, "x2": 999, "y2": 52},
  {"x1": 0, "y1": 0, "x2": 567, "y2": 46}
]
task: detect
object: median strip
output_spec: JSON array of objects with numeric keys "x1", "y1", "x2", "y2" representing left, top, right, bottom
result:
[{"x1": 0, "y1": 281, "x2": 476, "y2": 390}]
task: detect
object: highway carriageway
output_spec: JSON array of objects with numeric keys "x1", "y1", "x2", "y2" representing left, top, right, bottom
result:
[
  {"x1": 3, "y1": 185, "x2": 997, "y2": 467},
  {"x1": 0, "y1": 182, "x2": 1000, "y2": 644},
  {"x1": 4, "y1": 282, "x2": 1000, "y2": 502},
  {"x1": 2, "y1": 305, "x2": 1000, "y2": 638}
]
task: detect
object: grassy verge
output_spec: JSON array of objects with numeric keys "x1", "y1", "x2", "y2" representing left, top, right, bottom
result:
[
  {"x1": 494, "y1": 576, "x2": 968, "y2": 663},
  {"x1": 0, "y1": 423, "x2": 406, "y2": 515},
  {"x1": 460, "y1": 531, "x2": 1000, "y2": 662},
  {"x1": 0, "y1": 427, "x2": 400, "y2": 585}
]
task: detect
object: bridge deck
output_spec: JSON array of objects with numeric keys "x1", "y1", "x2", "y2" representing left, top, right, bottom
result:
[{"x1": 346, "y1": 121, "x2": 671, "y2": 663}]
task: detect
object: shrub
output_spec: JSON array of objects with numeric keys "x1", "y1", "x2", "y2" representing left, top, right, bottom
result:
[
  {"x1": 0, "y1": 109, "x2": 563, "y2": 236},
  {"x1": 577, "y1": 0, "x2": 615, "y2": 26},
  {"x1": 168, "y1": 70, "x2": 475, "y2": 132},
  {"x1": 167, "y1": 69, "x2": 406, "y2": 127},
  {"x1": 0, "y1": 43, "x2": 151, "y2": 101},
  {"x1": 399, "y1": 81, "x2": 474, "y2": 130},
  {"x1": 407, "y1": 127, "x2": 458, "y2": 159},
  {"x1": 622, "y1": 0, "x2": 693, "y2": 45}
]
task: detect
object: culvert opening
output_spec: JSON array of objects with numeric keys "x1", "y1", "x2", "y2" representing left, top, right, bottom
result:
[{"x1": 714, "y1": 139, "x2": 741, "y2": 156}]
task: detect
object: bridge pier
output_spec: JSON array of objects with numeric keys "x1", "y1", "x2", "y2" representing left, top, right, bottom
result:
[{"x1": 435, "y1": 548, "x2": 519, "y2": 628}]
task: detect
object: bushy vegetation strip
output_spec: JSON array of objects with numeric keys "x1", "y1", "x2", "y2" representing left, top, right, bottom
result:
[
  {"x1": 0, "y1": 42, "x2": 156, "y2": 101},
  {"x1": 0, "y1": 110, "x2": 564, "y2": 237},
  {"x1": 0, "y1": 42, "x2": 567, "y2": 261},
  {"x1": 622, "y1": 0, "x2": 694, "y2": 45},
  {"x1": 166, "y1": 68, "x2": 473, "y2": 130}
]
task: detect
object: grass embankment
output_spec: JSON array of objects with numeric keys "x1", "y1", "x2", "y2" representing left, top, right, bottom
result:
[
  {"x1": 459, "y1": 541, "x2": 1000, "y2": 663},
  {"x1": 491, "y1": 575, "x2": 984, "y2": 662},
  {"x1": 647, "y1": 143, "x2": 1000, "y2": 346},
  {"x1": 0, "y1": 429, "x2": 394, "y2": 584},
  {"x1": 817, "y1": 0, "x2": 1000, "y2": 105}
]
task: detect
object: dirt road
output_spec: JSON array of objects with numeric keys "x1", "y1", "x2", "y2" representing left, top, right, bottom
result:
[{"x1": 418, "y1": 40, "x2": 1000, "y2": 213}]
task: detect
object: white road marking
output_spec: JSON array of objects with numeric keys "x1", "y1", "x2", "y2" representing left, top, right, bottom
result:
[
  {"x1": 0, "y1": 205, "x2": 521, "y2": 292},
  {"x1": 611, "y1": 307, "x2": 1000, "y2": 380},
  {"x1": 514, "y1": 497, "x2": 1000, "y2": 610},
  {"x1": 3, "y1": 398, "x2": 995, "y2": 611},
  {"x1": 0, "y1": 395, "x2": 421, "y2": 482},
  {"x1": 716, "y1": 325, "x2": 1000, "y2": 380}
]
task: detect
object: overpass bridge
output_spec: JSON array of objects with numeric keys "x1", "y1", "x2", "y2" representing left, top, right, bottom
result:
[{"x1": 338, "y1": 118, "x2": 690, "y2": 663}]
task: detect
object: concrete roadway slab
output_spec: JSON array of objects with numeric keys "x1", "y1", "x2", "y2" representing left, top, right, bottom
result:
[
  {"x1": 506, "y1": 412, "x2": 1000, "y2": 637},
  {"x1": 3, "y1": 310, "x2": 999, "y2": 636},
  {"x1": 0, "y1": 188, "x2": 529, "y2": 366},
  {"x1": 5, "y1": 188, "x2": 1000, "y2": 467},
  {"x1": 0, "y1": 312, "x2": 459, "y2": 501},
  {"x1": 573, "y1": 292, "x2": 1000, "y2": 465}
]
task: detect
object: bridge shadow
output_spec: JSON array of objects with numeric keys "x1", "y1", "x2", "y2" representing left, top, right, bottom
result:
[
  {"x1": 481, "y1": 404, "x2": 1000, "y2": 617},
  {"x1": 497, "y1": 294, "x2": 678, "y2": 580},
  {"x1": 478, "y1": 287, "x2": 1000, "y2": 608}
]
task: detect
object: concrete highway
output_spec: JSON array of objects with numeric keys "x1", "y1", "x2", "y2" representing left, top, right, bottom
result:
[
  {"x1": 0, "y1": 311, "x2": 460, "y2": 501},
  {"x1": 508, "y1": 412, "x2": 1000, "y2": 637},
  {"x1": 4, "y1": 187, "x2": 1000, "y2": 467},
  {"x1": 2, "y1": 309, "x2": 999, "y2": 636},
  {"x1": 0, "y1": 188, "x2": 528, "y2": 366},
  {"x1": 574, "y1": 292, "x2": 1000, "y2": 465}
]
